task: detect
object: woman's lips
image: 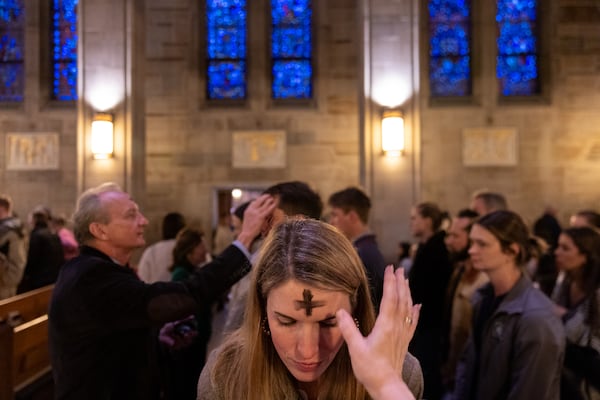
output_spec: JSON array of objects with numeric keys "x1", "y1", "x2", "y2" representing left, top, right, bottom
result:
[{"x1": 292, "y1": 360, "x2": 321, "y2": 373}]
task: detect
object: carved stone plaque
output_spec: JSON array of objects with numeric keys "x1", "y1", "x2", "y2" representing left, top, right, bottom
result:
[{"x1": 462, "y1": 128, "x2": 518, "y2": 167}]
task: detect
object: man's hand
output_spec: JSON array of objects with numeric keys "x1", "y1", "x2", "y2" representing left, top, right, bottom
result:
[
  {"x1": 236, "y1": 194, "x2": 277, "y2": 250},
  {"x1": 158, "y1": 316, "x2": 198, "y2": 350}
]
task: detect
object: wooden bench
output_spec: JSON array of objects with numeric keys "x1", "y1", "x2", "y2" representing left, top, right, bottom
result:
[{"x1": 0, "y1": 286, "x2": 54, "y2": 400}]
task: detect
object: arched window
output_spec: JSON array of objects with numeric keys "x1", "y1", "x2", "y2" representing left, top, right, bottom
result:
[
  {"x1": 496, "y1": 0, "x2": 539, "y2": 96},
  {"x1": 206, "y1": 0, "x2": 247, "y2": 100},
  {"x1": 270, "y1": 0, "x2": 312, "y2": 99},
  {"x1": 0, "y1": 0, "x2": 25, "y2": 102},
  {"x1": 428, "y1": 0, "x2": 471, "y2": 97},
  {"x1": 51, "y1": 0, "x2": 78, "y2": 101}
]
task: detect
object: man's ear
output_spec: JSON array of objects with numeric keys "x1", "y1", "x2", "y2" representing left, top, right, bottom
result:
[
  {"x1": 89, "y1": 222, "x2": 107, "y2": 240},
  {"x1": 348, "y1": 210, "x2": 359, "y2": 223}
]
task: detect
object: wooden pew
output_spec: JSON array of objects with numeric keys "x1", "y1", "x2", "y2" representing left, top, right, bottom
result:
[{"x1": 0, "y1": 286, "x2": 54, "y2": 400}]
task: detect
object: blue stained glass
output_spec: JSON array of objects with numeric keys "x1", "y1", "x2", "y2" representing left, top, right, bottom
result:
[
  {"x1": 272, "y1": 60, "x2": 311, "y2": 99},
  {"x1": 496, "y1": 0, "x2": 539, "y2": 96},
  {"x1": 206, "y1": 0, "x2": 247, "y2": 100},
  {"x1": 207, "y1": 61, "x2": 246, "y2": 99},
  {"x1": 496, "y1": 0, "x2": 536, "y2": 22},
  {"x1": 272, "y1": 26, "x2": 311, "y2": 58},
  {"x1": 430, "y1": 57, "x2": 471, "y2": 97},
  {"x1": 52, "y1": 0, "x2": 78, "y2": 101},
  {"x1": 208, "y1": 27, "x2": 245, "y2": 58},
  {"x1": 428, "y1": 0, "x2": 471, "y2": 97},
  {"x1": 428, "y1": 0, "x2": 469, "y2": 21},
  {"x1": 498, "y1": 22, "x2": 536, "y2": 54},
  {"x1": 497, "y1": 55, "x2": 538, "y2": 96},
  {"x1": 271, "y1": 0, "x2": 312, "y2": 99},
  {"x1": 0, "y1": 0, "x2": 24, "y2": 101}
]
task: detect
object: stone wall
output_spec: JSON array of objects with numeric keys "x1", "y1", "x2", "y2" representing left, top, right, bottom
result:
[
  {"x1": 418, "y1": 0, "x2": 600, "y2": 227},
  {"x1": 143, "y1": 0, "x2": 361, "y2": 244},
  {"x1": 0, "y1": 0, "x2": 78, "y2": 222}
]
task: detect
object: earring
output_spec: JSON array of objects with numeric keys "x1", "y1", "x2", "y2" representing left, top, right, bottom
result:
[
  {"x1": 354, "y1": 317, "x2": 360, "y2": 329},
  {"x1": 261, "y1": 317, "x2": 271, "y2": 336}
]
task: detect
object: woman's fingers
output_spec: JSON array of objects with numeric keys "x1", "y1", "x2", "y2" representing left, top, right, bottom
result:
[
  {"x1": 336, "y1": 309, "x2": 363, "y2": 350},
  {"x1": 379, "y1": 265, "x2": 399, "y2": 321}
]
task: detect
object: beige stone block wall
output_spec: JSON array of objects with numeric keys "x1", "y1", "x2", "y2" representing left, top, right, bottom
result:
[
  {"x1": 418, "y1": 0, "x2": 600, "y2": 229},
  {"x1": 142, "y1": 0, "x2": 361, "y2": 246}
]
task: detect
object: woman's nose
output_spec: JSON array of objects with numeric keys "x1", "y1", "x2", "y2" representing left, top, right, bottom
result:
[{"x1": 296, "y1": 325, "x2": 319, "y2": 360}]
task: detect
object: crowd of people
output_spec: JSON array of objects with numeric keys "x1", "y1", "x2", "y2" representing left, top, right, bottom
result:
[
  {"x1": 1, "y1": 183, "x2": 599, "y2": 400},
  {"x1": 0, "y1": 196, "x2": 76, "y2": 299}
]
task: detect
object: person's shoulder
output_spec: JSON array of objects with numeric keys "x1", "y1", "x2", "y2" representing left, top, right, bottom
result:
[
  {"x1": 402, "y1": 352, "x2": 425, "y2": 399},
  {"x1": 198, "y1": 339, "x2": 243, "y2": 399}
]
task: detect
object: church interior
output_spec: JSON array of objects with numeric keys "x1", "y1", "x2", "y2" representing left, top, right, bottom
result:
[{"x1": 0, "y1": 0, "x2": 599, "y2": 263}]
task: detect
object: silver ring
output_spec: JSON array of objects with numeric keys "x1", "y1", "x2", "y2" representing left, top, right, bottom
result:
[{"x1": 404, "y1": 316, "x2": 413, "y2": 325}]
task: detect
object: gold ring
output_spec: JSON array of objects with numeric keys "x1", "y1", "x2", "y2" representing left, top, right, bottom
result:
[{"x1": 404, "y1": 316, "x2": 413, "y2": 325}]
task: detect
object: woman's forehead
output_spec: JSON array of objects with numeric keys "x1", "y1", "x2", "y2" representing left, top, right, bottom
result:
[{"x1": 267, "y1": 279, "x2": 349, "y2": 316}]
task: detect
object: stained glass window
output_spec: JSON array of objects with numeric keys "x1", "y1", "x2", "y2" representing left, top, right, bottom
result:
[
  {"x1": 271, "y1": 0, "x2": 312, "y2": 99},
  {"x1": 52, "y1": 0, "x2": 78, "y2": 101},
  {"x1": 428, "y1": 0, "x2": 471, "y2": 97},
  {"x1": 0, "y1": 0, "x2": 24, "y2": 102},
  {"x1": 206, "y1": 0, "x2": 246, "y2": 100},
  {"x1": 496, "y1": 0, "x2": 539, "y2": 96}
]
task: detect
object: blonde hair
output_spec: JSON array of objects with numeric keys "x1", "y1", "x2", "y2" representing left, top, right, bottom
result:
[{"x1": 210, "y1": 218, "x2": 375, "y2": 399}]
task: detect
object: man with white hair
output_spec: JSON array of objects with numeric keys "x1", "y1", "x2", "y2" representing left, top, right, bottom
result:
[{"x1": 49, "y1": 183, "x2": 275, "y2": 399}]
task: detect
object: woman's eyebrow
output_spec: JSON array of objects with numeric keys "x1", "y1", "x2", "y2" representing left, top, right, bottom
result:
[
  {"x1": 274, "y1": 311, "x2": 295, "y2": 320},
  {"x1": 320, "y1": 314, "x2": 336, "y2": 322}
]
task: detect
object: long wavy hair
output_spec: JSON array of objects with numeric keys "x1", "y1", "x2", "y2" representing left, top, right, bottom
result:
[
  {"x1": 561, "y1": 227, "x2": 600, "y2": 330},
  {"x1": 210, "y1": 218, "x2": 376, "y2": 399}
]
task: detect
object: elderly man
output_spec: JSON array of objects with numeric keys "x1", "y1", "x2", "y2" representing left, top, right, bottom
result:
[{"x1": 49, "y1": 183, "x2": 275, "y2": 400}]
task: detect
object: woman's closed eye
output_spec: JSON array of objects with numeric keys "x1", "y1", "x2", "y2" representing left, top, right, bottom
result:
[{"x1": 276, "y1": 316, "x2": 296, "y2": 326}]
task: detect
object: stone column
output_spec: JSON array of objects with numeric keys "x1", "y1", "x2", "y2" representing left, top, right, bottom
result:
[
  {"x1": 360, "y1": 0, "x2": 421, "y2": 259},
  {"x1": 76, "y1": 0, "x2": 145, "y2": 202}
]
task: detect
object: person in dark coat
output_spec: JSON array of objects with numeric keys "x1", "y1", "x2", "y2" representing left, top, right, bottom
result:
[
  {"x1": 18, "y1": 206, "x2": 64, "y2": 293},
  {"x1": 408, "y1": 202, "x2": 453, "y2": 400},
  {"x1": 48, "y1": 183, "x2": 275, "y2": 400},
  {"x1": 328, "y1": 187, "x2": 386, "y2": 312}
]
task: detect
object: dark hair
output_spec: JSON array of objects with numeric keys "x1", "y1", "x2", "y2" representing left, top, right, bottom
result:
[
  {"x1": 0, "y1": 194, "x2": 12, "y2": 211},
  {"x1": 398, "y1": 241, "x2": 411, "y2": 260},
  {"x1": 533, "y1": 212, "x2": 562, "y2": 249},
  {"x1": 472, "y1": 191, "x2": 508, "y2": 214},
  {"x1": 162, "y1": 212, "x2": 186, "y2": 240},
  {"x1": 170, "y1": 228, "x2": 204, "y2": 272},
  {"x1": 32, "y1": 205, "x2": 52, "y2": 228},
  {"x1": 476, "y1": 210, "x2": 530, "y2": 266},
  {"x1": 328, "y1": 187, "x2": 371, "y2": 224},
  {"x1": 416, "y1": 202, "x2": 447, "y2": 232},
  {"x1": 233, "y1": 201, "x2": 251, "y2": 222},
  {"x1": 457, "y1": 208, "x2": 479, "y2": 220},
  {"x1": 263, "y1": 181, "x2": 322, "y2": 220},
  {"x1": 574, "y1": 210, "x2": 600, "y2": 229},
  {"x1": 561, "y1": 227, "x2": 600, "y2": 329}
]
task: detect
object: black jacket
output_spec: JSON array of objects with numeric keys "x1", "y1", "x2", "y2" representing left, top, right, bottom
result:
[{"x1": 49, "y1": 244, "x2": 250, "y2": 400}]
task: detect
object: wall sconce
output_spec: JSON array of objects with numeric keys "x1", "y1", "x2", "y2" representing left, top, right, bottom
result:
[
  {"x1": 91, "y1": 113, "x2": 114, "y2": 159},
  {"x1": 381, "y1": 109, "x2": 405, "y2": 156}
]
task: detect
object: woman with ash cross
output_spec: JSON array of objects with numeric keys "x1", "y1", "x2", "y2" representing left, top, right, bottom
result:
[{"x1": 197, "y1": 218, "x2": 423, "y2": 400}]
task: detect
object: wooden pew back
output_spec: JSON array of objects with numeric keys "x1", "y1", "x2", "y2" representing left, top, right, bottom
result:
[
  {"x1": 0, "y1": 286, "x2": 54, "y2": 400},
  {"x1": 0, "y1": 285, "x2": 53, "y2": 324}
]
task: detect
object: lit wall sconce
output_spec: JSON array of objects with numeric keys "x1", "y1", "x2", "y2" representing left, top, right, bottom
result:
[
  {"x1": 381, "y1": 109, "x2": 405, "y2": 156},
  {"x1": 91, "y1": 113, "x2": 114, "y2": 159}
]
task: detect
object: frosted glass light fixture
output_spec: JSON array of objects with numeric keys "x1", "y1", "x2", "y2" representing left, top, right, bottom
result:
[
  {"x1": 381, "y1": 110, "x2": 404, "y2": 156},
  {"x1": 91, "y1": 113, "x2": 114, "y2": 159}
]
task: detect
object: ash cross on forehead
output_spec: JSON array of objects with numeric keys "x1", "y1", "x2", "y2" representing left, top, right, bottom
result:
[{"x1": 295, "y1": 289, "x2": 325, "y2": 316}]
